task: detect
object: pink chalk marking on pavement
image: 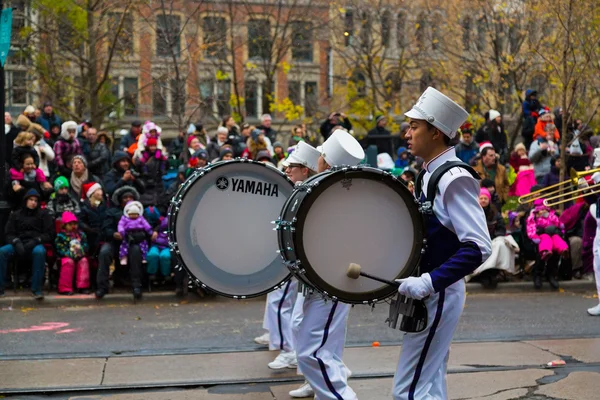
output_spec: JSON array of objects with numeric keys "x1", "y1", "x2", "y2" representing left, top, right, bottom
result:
[
  {"x1": 55, "y1": 328, "x2": 82, "y2": 334},
  {"x1": 0, "y1": 322, "x2": 70, "y2": 334}
]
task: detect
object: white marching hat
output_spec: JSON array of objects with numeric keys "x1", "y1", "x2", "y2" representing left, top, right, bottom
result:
[
  {"x1": 282, "y1": 141, "x2": 321, "y2": 172},
  {"x1": 405, "y1": 86, "x2": 469, "y2": 139},
  {"x1": 321, "y1": 129, "x2": 365, "y2": 167}
]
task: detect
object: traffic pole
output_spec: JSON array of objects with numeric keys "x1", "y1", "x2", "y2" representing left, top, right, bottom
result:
[{"x1": 0, "y1": 0, "x2": 10, "y2": 244}]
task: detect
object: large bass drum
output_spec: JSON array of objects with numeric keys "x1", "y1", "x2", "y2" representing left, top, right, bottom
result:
[
  {"x1": 168, "y1": 159, "x2": 294, "y2": 298},
  {"x1": 277, "y1": 166, "x2": 424, "y2": 304}
]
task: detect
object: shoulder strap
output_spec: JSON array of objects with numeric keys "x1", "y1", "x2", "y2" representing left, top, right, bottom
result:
[
  {"x1": 415, "y1": 169, "x2": 426, "y2": 199},
  {"x1": 424, "y1": 161, "x2": 480, "y2": 205}
]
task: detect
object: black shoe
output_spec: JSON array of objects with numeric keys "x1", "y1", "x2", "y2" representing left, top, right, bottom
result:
[
  {"x1": 95, "y1": 289, "x2": 107, "y2": 299},
  {"x1": 79, "y1": 289, "x2": 91, "y2": 295},
  {"x1": 32, "y1": 292, "x2": 44, "y2": 300},
  {"x1": 133, "y1": 287, "x2": 142, "y2": 300},
  {"x1": 175, "y1": 287, "x2": 185, "y2": 298},
  {"x1": 534, "y1": 276, "x2": 542, "y2": 289},
  {"x1": 548, "y1": 276, "x2": 560, "y2": 290},
  {"x1": 0, "y1": 289, "x2": 5, "y2": 297},
  {"x1": 59, "y1": 291, "x2": 74, "y2": 296}
]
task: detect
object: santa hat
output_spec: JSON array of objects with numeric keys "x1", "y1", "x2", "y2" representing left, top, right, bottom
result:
[
  {"x1": 479, "y1": 142, "x2": 494, "y2": 152},
  {"x1": 147, "y1": 137, "x2": 158, "y2": 147},
  {"x1": 82, "y1": 182, "x2": 102, "y2": 200},
  {"x1": 124, "y1": 201, "x2": 143, "y2": 217}
]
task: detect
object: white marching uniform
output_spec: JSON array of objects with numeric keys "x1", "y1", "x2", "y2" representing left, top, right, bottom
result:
[
  {"x1": 393, "y1": 148, "x2": 491, "y2": 400},
  {"x1": 263, "y1": 280, "x2": 300, "y2": 352},
  {"x1": 589, "y1": 204, "x2": 600, "y2": 298}
]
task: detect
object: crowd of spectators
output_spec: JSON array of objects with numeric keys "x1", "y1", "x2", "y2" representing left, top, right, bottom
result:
[{"x1": 1, "y1": 90, "x2": 598, "y2": 300}]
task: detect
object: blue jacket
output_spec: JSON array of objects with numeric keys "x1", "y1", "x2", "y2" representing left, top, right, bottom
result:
[
  {"x1": 39, "y1": 112, "x2": 62, "y2": 132},
  {"x1": 454, "y1": 141, "x2": 479, "y2": 164},
  {"x1": 395, "y1": 147, "x2": 410, "y2": 168}
]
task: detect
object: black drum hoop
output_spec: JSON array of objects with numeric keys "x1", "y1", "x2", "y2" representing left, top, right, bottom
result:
[
  {"x1": 287, "y1": 166, "x2": 424, "y2": 304},
  {"x1": 168, "y1": 158, "x2": 294, "y2": 298}
]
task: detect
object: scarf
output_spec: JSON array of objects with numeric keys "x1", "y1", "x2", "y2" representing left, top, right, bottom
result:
[
  {"x1": 70, "y1": 169, "x2": 89, "y2": 198},
  {"x1": 23, "y1": 170, "x2": 37, "y2": 182}
]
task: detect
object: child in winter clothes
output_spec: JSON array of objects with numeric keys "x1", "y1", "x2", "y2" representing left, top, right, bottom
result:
[
  {"x1": 118, "y1": 201, "x2": 154, "y2": 265},
  {"x1": 10, "y1": 132, "x2": 49, "y2": 186},
  {"x1": 526, "y1": 198, "x2": 569, "y2": 261},
  {"x1": 134, "y1": 121, "x2": 166, "y2": 159},
  {"x1": 144, "y1": 207, "x2": 171, "y2": 283},
  {"x1": 47, "y1": 176, "x2": 81, "y2": 218},
  {"x1": 395, "y1": 147, "x2": 410, "y2": 169},
  {"x1": 55, "y1": 211, "x2": 90, "y2": 295}
]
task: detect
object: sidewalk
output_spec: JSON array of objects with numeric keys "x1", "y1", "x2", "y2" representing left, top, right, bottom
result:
[
  {"x1": 1, "y1": 280, "x2": 595, "y2": 309},
  {"x1": 2, "y1": 338, "x2": 600, "y2": 399}
]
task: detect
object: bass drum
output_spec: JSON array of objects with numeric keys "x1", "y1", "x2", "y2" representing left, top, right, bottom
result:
[
  {"x1": 169, "y1": 159, "x2": 294, "y2": 298},
  {"x1": 277, "y1": 166, "x2": 425, "y2": 304}
]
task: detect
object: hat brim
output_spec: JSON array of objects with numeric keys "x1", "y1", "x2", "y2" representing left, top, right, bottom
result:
[{"x1": 404, "y1": 108, "x2": 426, "y2": 120}]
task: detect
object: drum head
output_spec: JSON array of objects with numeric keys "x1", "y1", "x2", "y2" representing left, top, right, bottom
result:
[
  {"x1": 294, "y1": 168, "x2": 423, "y2": 303},
  {"x1": 170, "y1": 160, "x2": 294, "y2": 298}
]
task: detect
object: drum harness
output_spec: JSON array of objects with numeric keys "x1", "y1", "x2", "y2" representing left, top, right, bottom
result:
[{"x1": 387, "y1": 161, "x2": 480, "y2": 333}]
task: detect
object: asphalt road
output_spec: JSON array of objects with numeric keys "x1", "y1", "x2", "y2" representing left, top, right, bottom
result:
[{"x1": 1, "y1": 291, "x2": 599, "y2": 359}]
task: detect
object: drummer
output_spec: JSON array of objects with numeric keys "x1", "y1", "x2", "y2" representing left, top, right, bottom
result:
[
  {"x1": 259, "y1": 142, "x2": 321, "y2": 373},
  {"x1": 295, "y1": 129, "x2": 364, "y2": 400},
  {"x1": 393, "y1": 87, "x2": 492, "y2": 399}
]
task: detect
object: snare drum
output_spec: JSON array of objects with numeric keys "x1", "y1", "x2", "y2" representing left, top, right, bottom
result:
[
  {"x1": 168, "y1": 159, "x2": 294, "y2": 298},
  {"x1": 277, "y1": 166, "x2": 425, "y2": 304}
]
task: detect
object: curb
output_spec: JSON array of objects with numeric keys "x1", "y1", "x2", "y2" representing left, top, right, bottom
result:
[{"x1": 0, "y1": 280, "x2": 596, "y2": 308}]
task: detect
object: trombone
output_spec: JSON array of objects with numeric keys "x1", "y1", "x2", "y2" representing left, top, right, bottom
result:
[{"x1": 518, "y1": 167, "x2": 600, "y2": 206}]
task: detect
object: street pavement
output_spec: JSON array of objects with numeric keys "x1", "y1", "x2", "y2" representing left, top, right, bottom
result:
[{"x1": 1, "y1": 288, "x2": 600, "y2": 399}]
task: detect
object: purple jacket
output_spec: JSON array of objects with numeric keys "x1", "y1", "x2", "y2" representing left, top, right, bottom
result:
[
  {"x1": 153, "y1": 218, "x2": 169, "y2": 249},
  {"x1": 53, "y1": 138, "x2": 82, "y2": 167},
  {"x1": 118, "y1": 215, "x2": 153, "y2": 237}
]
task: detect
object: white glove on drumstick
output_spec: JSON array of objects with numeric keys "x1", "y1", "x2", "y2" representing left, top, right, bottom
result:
[{"x1": 395, "y1": 273, "x2": 435, "y2": 300}]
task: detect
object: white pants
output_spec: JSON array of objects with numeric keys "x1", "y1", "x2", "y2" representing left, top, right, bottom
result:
[
  {"x1": 593, "y1": 240, "x2": 600, "y2": 298},
  {"x1": 393, "y1": 280, "x2": 466, "y2": 400},
  {"x1": 264, "y1": 280, "x2": 298, "y2": 352},
  {"x1": 297, "y1": 294, "x2": 356, "y2": 400}
]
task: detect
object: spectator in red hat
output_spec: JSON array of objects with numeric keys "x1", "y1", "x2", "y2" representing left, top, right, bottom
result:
[
  {"x1": 79, "y1": 182, "x2": 107, "y2": 252},
  {"x1": 55, "y1": 211, "x2": 90, "y2": 295},
  {"x1": 134, "y1": 136, "x2": 167, "y2": 206}
]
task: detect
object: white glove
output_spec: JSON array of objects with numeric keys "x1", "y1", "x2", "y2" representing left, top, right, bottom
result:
[{"x1": 396, "y1": 273, "x2": 435, "y2": 300}]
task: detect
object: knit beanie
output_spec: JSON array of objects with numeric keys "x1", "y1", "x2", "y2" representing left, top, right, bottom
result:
[
  {"x1": 124, "y1": 201, "x2": 143, "y2": 217},
  {"x1": 147, "y1": 137, "x2": 158, "y2": 147},
  {"x1": 72, "y1": 154, "x2": 87, "y2": 167},
  {"x1": 480, "y1": 187, "x2": 491, "y2": 201},
  {"x1": 54, "y1": 176, "x2": 69, "y2": 191}
]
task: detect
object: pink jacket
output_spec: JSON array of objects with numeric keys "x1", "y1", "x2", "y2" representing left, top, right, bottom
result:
[
  {"x1": 526, "y1": 209, "x2": 564, "y2": 241},
  {"x1": 9, "y1": 167, "x2": 47, "y2": 183},
  {"x1": 509, "y1": 169, "x2": 536, "y2": 197}
]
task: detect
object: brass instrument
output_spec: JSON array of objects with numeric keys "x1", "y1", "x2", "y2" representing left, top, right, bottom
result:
[{"x1": 518, "y1": 167, "x2": 600, "y2": 206}]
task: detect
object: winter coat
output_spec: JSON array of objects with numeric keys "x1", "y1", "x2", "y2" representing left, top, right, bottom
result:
[
  {"x1": 522, "y1": 90, "x2": 541, "y2": 118},
  {"x1": 526, "y1": 209, "x2": 564, "y2": 241},
  {"x1": 5, "y1": 123, "x2": 21, "y2": 157},
  {"x1": 367, "y1": 126, "x2": 393, "y2": 156},
  {"x1": 454, "y1": 141, "x2": 479, "y2": 164},
  {"x1": 5, "y1": 194, "x2": 54, "y2": 249},
  {"x1": 46, "y1": 193, "x2": 81, "y2": 218},
  {"x1": 103, "y1": 151, "x2": 145, "y2": 198},
  {"x1": 246, "y1": 137, "x2": 269, "y2": 160},
  {"x1": 7, "y1": 175, "x2": 51, "y2": 210},
  {"x1": 257, "y1": 125, "x2": 278, "y2": 143},
  {"x1": 88, "y1": 141, "x2": 112, "y2": 178},
  {"x1": 53, "y1": 137, "x2": 83, "y2": 171},
  {"x1": 134, "y1": 151, "x2": 167, "y2": 206},
  {"x1": 34, "y1": 140, "x2": 55, "y2": 178},
  {"x1": 529, "y1": 139, "x2": 559, "y2": 180},
  {"x1": 119, "y1": 131, "x2": 139, "y2": 151},
  {"x1": 12, "y1": 145, "x2": 40, "y2": 170},
  {"x1": 153, "y1": 218, "x2": 169, "y2": 250},
  {"x1": 533, "y1": 119, "x2": 560, "y2": 142},
  {"x1": 395, "y1": 147, "x2": 410, "y2": 169},
  {"x1": 169, "y1": 135, "x2": 185, "y2": 159},
  {"x1": 9, "y1": 167, "x2": 46, "y2": 183},
  {"x1": 483, "y1": 205, "x2": 506, "y2": 239},
  {"x1": 475, "y1": 121, "x2": 508, "y2": 159},
  {"x1": 101, "y1": 207, "x2": 123, "y2": 245},
  {"x1": 541, "y1": 164, "x2": 561, "y2": 188},
  {"x1": 55, "y1": 230, "x2": 88, "y2": 260},
  {"x1": 509, "y1": 152, "x2": 532, "y2": 172},
  {"x1": 473, "y1": 160, "x2": 510, "y2": 203},
  {"x1": 118, "y1": 215, "x2": 153, "y2": 238},
  {"x1": 78, "y1": 199, "x2": 108, "y2": 250},
  {"x1": 39, "y1": 112, "x2": 62, "y2": 132},
  {"x1": 509, "y1": 169, "x2": 537, "y2": 198}
]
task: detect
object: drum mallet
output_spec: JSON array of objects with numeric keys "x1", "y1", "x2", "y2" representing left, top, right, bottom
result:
[{"x1": 346, "y1": 263, "x2": 399, "y2": 287}]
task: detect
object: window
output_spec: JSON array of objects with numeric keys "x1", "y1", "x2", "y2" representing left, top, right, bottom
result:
[
  {"x1": 359, "y1": 11, "x2": 371, "y2": 49},
  {"x1": 248, "y1": 19, "x2": 271, "y2": 60},
  {"x1": 153, "y1": 78, "x2": 168, "y2": 115},
  {"x1": 416, "y1": 13, "x2": 427, "y2": 49},
  {"x1": 304, "y1": 82, "x2": 317, "y2": 117},
  {"x1": 381, "y1": 11, "x2": 391, "y2": 47},
  {"x1": 203, "y1": 17, "x2": 227, "y2": 59},
  {"x1": 5, "y1": 70, "x2": 27, "y2": 105},
  {"x1": 291, "y1": 21, "x2": 313, "y2": 62},
  {"x1": 11, "y1": 0, "x2": 26, "y2": 45},
  {"x1": 171, "y1": 78, "x2": 186, "y2": 116},
  {"x1": 350, "y1": 71, "x2": 366, "y2": 97},
  {"x1": 199, "y1": 80, "x2": 214, "y2": 118},
  {"x1": 509, "y1": 21, "x2": 522, "y2": 54},
  {"x1": 344, "y1": 10, "x2": 353, "y2": 47},
  {"x1": 123, "y1": 78, "x2": 138, "y2": 116},
  {"x1": 216, "y1": 80, "x2": 231, "y2": 116},
  {"x1": 108, "y1": 12, "x2": 134, "y2": 56},
  {"x1": 288, "y1": 81, "x2": 301, "y2": 105},
  {"x1": 462, "y1": 17, "x2": 472, "y2": 51},
  {"x1": 245, "y1": 81, "x2": 258, "y2": 118},
  {"x1": 397, "y1": 11, "x2": 407, "y2": 47},
  {"x1": 262, "y1": 80, "x2": 274, "y2": 114},
  {"x1": 156, "y1": 15, "x2": 181, "y2": 57},
  {"x1": 477, "y1": 17, "x2": 486, "y2": 51},
  {"x1": 57, "y1": 14, "x2": 83, "y2": 53}
]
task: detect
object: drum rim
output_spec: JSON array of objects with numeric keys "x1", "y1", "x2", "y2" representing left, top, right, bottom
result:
[
  {"x1": 288, "y1": 166, "x2": 424, "y2": 304},
  {"x1": 168, "y1": 158, "x2": 295, "y2": 298}
]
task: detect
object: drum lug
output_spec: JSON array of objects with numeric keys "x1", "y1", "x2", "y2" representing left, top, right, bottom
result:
[
  {"x1": 290, "y1": 227, "x2": 295, "y2": 232},
  {"x1": 306, "y1": 188, "x2": 312, "y2": 194}
]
